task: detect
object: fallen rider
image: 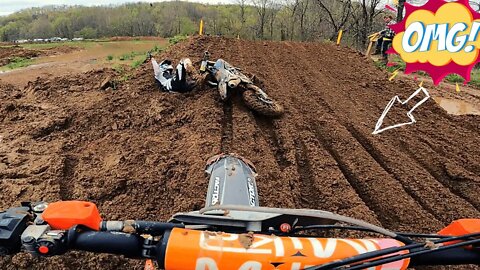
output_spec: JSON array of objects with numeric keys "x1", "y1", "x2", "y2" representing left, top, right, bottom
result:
[{"x1": 151, "y1": 57, "x2": 203, "y2": 93}]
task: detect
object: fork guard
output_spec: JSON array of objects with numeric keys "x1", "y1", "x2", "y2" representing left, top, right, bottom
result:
[{"x1": 204, "y1": 154, "x2": 259, "y2": 208}]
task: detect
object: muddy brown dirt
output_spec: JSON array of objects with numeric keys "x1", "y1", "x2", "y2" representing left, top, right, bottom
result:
[
  {"x1": 0, "y1": 36, "x2": 479, "y2": 269},
  {"x1": 0, "y1": 46, "x2": 79, "y2": 66}
]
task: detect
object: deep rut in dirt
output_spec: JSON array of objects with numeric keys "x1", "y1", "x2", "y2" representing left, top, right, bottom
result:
[
  {"x1": 59, "y1": 155, "x2": 77, "y2": 201},
  {"x1": 253, "y1": 117, "x2": 291, "y2": 170},
  {"x1": 0, "y1": 36, "x2": 479, "y2": 270},
  {"x1": 293, "y1": 138, "x2": 321, "y2": 209},
  {"x1": 220, "y1": 101, "x2": 233, "y2": 152}
]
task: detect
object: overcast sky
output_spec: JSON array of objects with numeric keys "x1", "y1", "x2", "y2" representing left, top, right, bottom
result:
[{"x1": 0, "y1": 0, "x2": 235, "y2": 16}]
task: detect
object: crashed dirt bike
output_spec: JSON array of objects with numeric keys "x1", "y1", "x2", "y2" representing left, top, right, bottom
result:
[
  {"x1": 2, "y1": 154, "x2": 480, "y2": 269},
  {"x1": 200, "y1": 52, "x2": 284, "y2": 118}
]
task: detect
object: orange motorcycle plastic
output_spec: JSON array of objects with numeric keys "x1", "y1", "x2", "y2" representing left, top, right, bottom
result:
[
  {"x1": 42, "y1": 201, "x2": 102, "y2": 230},
  {"x1": 164, "y1": 228, "x2": 410, "y2": 270}
]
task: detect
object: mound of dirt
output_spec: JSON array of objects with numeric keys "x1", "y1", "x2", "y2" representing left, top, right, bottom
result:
[
  {"x1": 0, "y1": 36, "x2": 479, "y2": 269},
  {"x1": 0, "y1": 47, "x2": 40, "y2": 66},
  {"x1": 0, "y1": 46, "x2": 80, "y2": 66}
]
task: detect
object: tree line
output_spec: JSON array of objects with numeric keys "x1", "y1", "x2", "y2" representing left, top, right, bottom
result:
[{"x1": 0, "y1": 0, "x2": 409, "y2": 49}]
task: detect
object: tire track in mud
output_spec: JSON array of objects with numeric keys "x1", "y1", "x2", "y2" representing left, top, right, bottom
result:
[
  {"x1": 253, "y1": 117, "x2": 292, "y2": 170},
  {"x1": 414, "y1": 124, "x2": 480, "y2": 177},
  {"x1": 231, "y1": 39, "x2": 370, "y2": 215},
  {"x1": 294, "y1": 138, "x2": 320, "y2": 208},
  {"x1": 286, "y1": 44, "x2": 448, "y2": 230},
  {"x1": 243, "y1": 40, "x2": 381, "y2": 223},
  {"x1": 292, "y1": 134, "x2": 380, "y2": 225},
  {"x1": 289, "y1": 43, "x2": 479, "y2": 229},
  {"x1": 313, "y1": 121, "x2": 442, "y2": 231},
  {"x1": 231, "y1": 39, "x2": 305, "y2": 209},
  {"x1": 234, "y1": 39, "x2": 293, "y2": 172},
  {"x1": 220, "y1": 101, "x2": 234, "y2": 153},
  {"x1": 346, "y1": 124, "x2": 480, "y2": 223},
  {"x1": 416, "y1": 111, "x2": 480, "y2": 174},
  {"x1": 346, "y1": 126, "x2": 441, "y2": 221},
  {"x1": 399, "y1": 139, "x2": 480, "y2": 212},
  {"x1": 376, "y1": 100, "x2": 480, "y2": 212},
  {"x1": 280, "y1": 43, "x2": 443, "y2": 230},
  {"x1": 228, "y1": 97, "x2": 296, "y2": 208},
  {"x1": 301, "y1": 41, "x2": 480, "y2": 208},
  {"x1": 60, "y1": 155, "x2": 77, "y2": 201},
  {"x1": 235, "y1": 40, "x2": 331, "y2": 209},
  {"x1": 273, "y1": 42, "x2": 379, "y2": 219}
]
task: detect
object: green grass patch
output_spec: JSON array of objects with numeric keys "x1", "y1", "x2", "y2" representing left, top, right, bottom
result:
[
  {"x1": 131, "y1": 55, "x2": 147, "y2": 69},
  {"x1": 444, "y1": 70, "x2": 480, "y2": 89},
  {"x1": 168, "y1": 35, "x2": 188, "y2": 45},
  {"x1": 111, "y1": 64, "x2": 132, "y2": 83},
  {"x1": 374, "y1": 55, "x2": 406, "y2": 73},
  {"x1": 21, "y1": 41, "x2": 94, "y2": 49},
  {"x1": 445, "y1": 74, "x2": 464, "y2": 84},
  {"x1": 151, "y1": 45, "x2": 163, "y2": 53},
  {"x1": 118, "y1": 44, "x2": 164, "y2": 68},
  {"x1": 119, "y1": 50, "x2": 145, "y2": 61},
  {"x1": 2, "y1": 57, "x2": 33, "y2": 70},
  {"x1": 113, "y1": 64, "x2": 125, "y2": 73},
  {"x1": 120, "y1": 73, "x2": 132, "y2": 82},
  {"x1": 106, "y1": 55, "x2": 114, "y2": 61}
]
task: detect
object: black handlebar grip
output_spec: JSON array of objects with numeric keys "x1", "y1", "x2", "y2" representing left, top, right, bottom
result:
[
  {"x1": 410, "y1": 248, "x2": 480, "y2": 266},
  {"x1": 70, "y1": 231, "x2": 144, "y2": 258}
]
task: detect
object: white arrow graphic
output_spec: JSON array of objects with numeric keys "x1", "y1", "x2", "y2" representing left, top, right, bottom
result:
[{"x1": 373, "y1": 86, "x2": 430, "y2": 135}]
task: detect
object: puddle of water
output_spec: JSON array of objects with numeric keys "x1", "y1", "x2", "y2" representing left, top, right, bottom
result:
[
  {"x1": 0, "y1": 40, "x2": 166, "y2": 87},
  {"x1": 433, "y1": 97, "x2": 480, "y2": 116}
]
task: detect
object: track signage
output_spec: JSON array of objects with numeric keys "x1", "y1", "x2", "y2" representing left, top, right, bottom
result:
[{"x1": 391, "y1": 0, "x2": 480, "y2": 85}]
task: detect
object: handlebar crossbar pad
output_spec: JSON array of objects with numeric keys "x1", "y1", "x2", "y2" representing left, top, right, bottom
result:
[{"x1": 71, "y1": 231, "x2": 144, "y2": 258}]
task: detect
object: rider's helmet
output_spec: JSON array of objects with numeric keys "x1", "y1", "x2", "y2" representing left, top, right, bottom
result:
[
  {"x1": 159, "y1": 60, "x2": 174, "y2": 72},
  {"x1": 158, "y1": 60, "x2": 174, "y2": 81}
]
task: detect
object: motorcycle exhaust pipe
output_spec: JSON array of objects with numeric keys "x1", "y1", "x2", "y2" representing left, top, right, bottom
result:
[{"x1": 228, "y1": 78, "x2": 241, "y2": 88}]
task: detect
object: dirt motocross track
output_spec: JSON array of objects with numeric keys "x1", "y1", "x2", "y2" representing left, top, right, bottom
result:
[{"x1": 1, "y1": 36, "x2": 480, "y2": 269}]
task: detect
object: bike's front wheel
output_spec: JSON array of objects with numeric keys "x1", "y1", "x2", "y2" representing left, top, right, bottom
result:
[{"x1": 242, "y1": 89, "x2": 284, "y2": 118}]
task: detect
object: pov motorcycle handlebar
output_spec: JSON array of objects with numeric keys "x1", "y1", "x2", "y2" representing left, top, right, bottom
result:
[
  {"x1": 3, "y1": 222, "x2": 480, "y2": 269},
  {"x1": 2, "y1": 200, "x2": 480, "y2": 269},
  {"x1": 70, "y1": 230, "x2": 145, "y2": 258},
  {"x1": 51, "y1": 227, "x2": 480, "y2": 269}
]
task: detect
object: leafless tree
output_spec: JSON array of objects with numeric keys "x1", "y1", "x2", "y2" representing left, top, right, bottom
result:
[
  {"x1": 251, "y1": 0, "x2": 269, "y2": 39},
  {"x1": 235, "y1": 0, "x2": 248, "y2": 36},
  {"x1": 268, "y1": 3, "x2": 280, "y2": 39},
  {"x1": 283, "y1": 0, "x2": 300, "y2": 40},
  {"x1": 316, "y1": 0, "x2": 352, "y2": 40},
  {"x1": 348, "y1": 0, "x2": 383, "y2": 48},
  {"x1": 297, "y1": 0, "x2": 312, "y2": 40}
]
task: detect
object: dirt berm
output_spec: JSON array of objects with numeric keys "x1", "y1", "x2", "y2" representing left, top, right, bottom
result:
[{"x1": 1, "y1": 36, "x2": 479, "y2": 269}]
